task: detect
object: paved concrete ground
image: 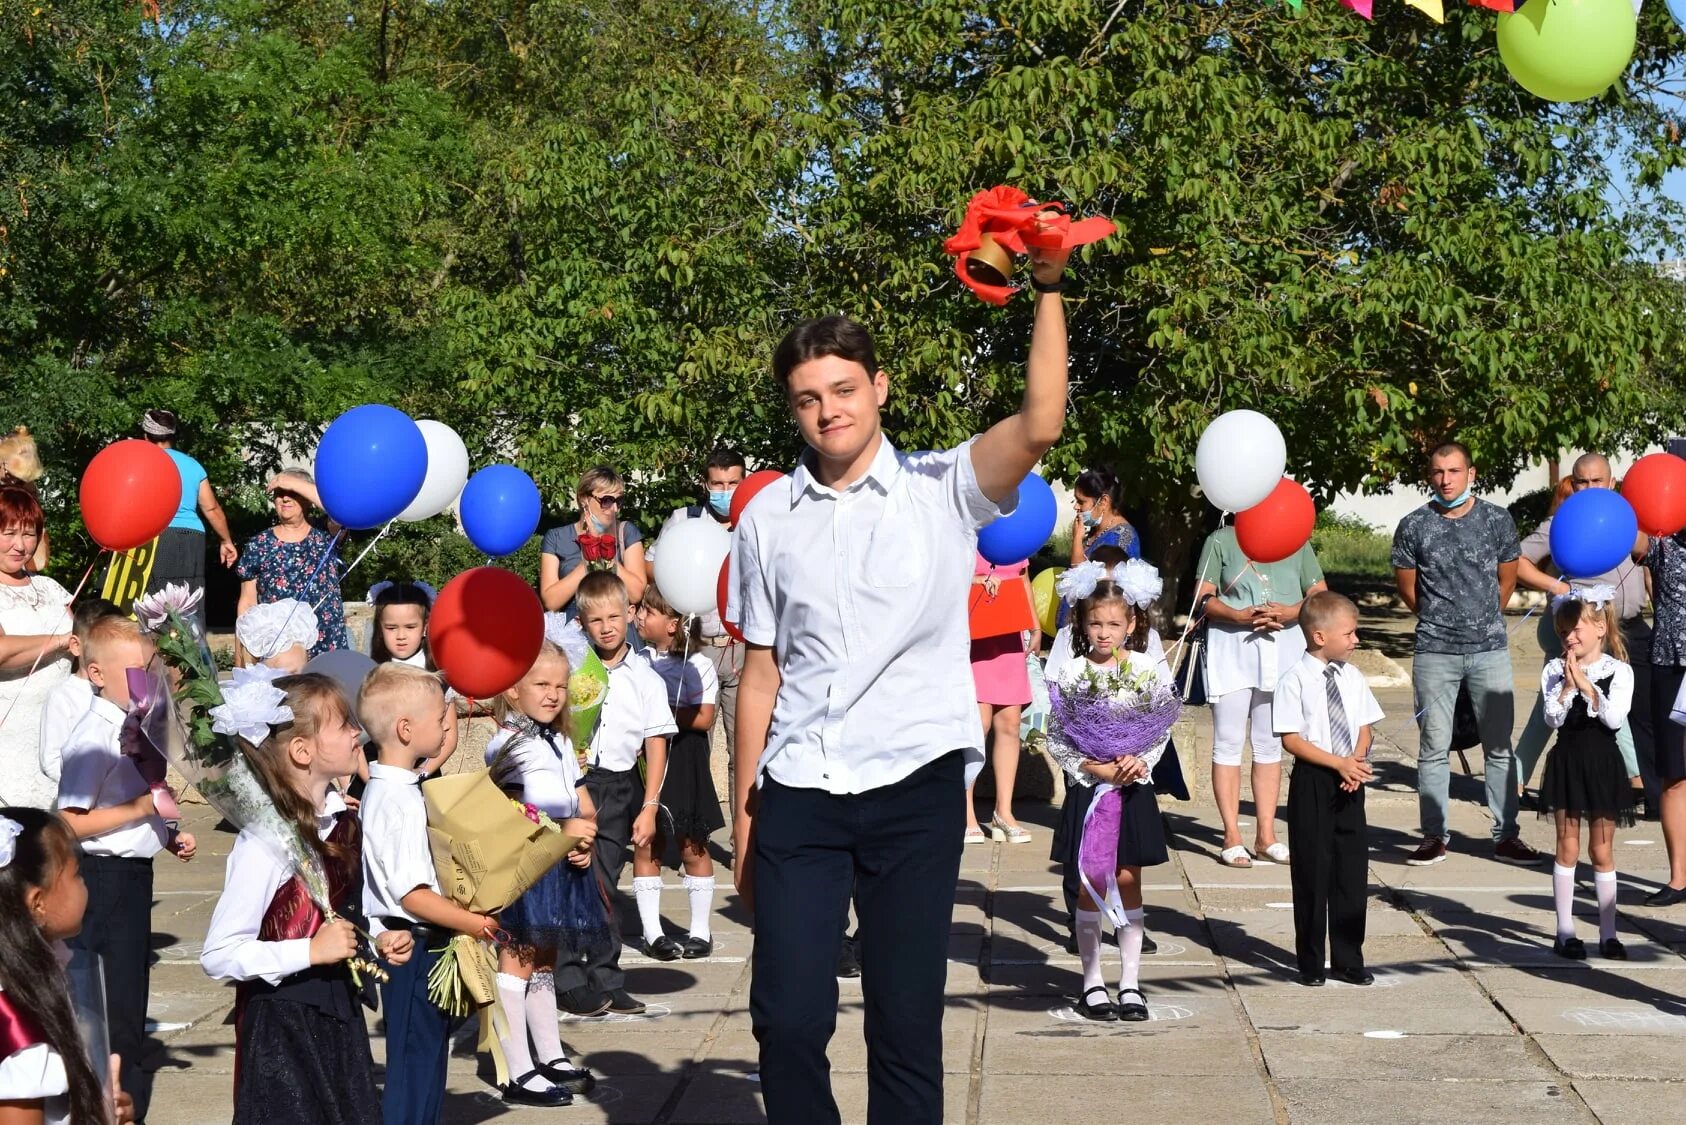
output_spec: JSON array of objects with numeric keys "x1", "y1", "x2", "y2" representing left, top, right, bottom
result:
[{"x1": 144, "y1": 605, "x2": 1685, "y2": 1123}]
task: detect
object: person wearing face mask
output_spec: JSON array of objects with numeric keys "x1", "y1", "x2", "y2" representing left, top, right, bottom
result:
[
  {"x1": 648, "y1": 448, "x2": 747, "y2": 808},
  {"x1": 1068, "y1": 468, "x2": 1141, "y2": 567},
  {"x1": 539, "y1": 466, "x2": 648, "y2": 618},
  {"x1": 1392, "y1": 441, "x2": 1543, "y2": 869}
]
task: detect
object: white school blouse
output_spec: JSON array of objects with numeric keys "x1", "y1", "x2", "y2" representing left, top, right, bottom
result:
[
  {"x1": 640, "y1": 648, "x2": 719, "y2": 710},
  {"x1": 585, "y1": 654, "x2": 677, "y2": 772},
  {"x1": 360, "y1": 763, "x2": 441, "y2": 924},
  {"x1": 1273, "y1": 653, "x2": 1385, "y2": 757},
  {"x1": 0, "y1": 987, "x2": 68, "y2": 1125},
  {"x1": 485, "y1": 725, "x2": 584, "y2": 820},
  {"x1": 37, "y1": 675, "x2": 93, "y2": 786},
  {"x1": 730, "y1": 435, "x2": 1009, "y2": 794},
  {"x1": 55, "y1": 696, "x2": 167, "y2": 860},
  {"x1": 1543, "y1": 654, "x2": 1632, "y2": 731}
]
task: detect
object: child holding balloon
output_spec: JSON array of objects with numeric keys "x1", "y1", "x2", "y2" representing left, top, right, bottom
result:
[{"x1": 632, "y1": 583, "x2": 724, "y2": 959}]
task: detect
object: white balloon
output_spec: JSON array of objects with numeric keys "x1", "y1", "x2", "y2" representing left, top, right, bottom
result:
[
  {"x1": 398, "y1": 420, "x2": 470, "y2": 521},
  {"x1": 651, "y1": 518, "x2": 731, "y2": 615},
  {"x1": 1194, "y1": 410, "x2": 1286, "y2": 512}
]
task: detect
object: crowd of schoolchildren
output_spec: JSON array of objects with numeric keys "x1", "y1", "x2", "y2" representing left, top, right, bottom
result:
[{"x1": 0, "y1": 488, "x2": 1647, "y2": 1122}]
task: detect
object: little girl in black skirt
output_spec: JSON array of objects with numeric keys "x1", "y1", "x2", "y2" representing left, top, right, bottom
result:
[
  {"x1": 1046, "y1": 576, "x2": 1171, "y2": 1024},
  {"x1": 631, "y1": 583, "x2": 725, "y2": 960},
  {"x1": 1539, "y1": 587, "x2": 1637, "y2": 961}
]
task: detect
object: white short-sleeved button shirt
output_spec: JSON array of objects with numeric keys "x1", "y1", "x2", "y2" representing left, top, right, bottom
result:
[{"x1": 730, "y1": 435, "x2": 1011, "y2": 794}]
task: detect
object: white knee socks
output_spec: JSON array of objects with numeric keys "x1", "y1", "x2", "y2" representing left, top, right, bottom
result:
[
  {"x1": 683, "y1": 874, "x2": 715, "y2": 943},
  {"x1": 525, "y1": 970, "x2": 567, "y2": 1068},
  {"x1": 1553, "y1": 863, "x2": 1577, "y2": 940},
  {"x1": 1075, "y1": 909, "x2": 1104, "y2": 993},
  {"x1": 1594, "y1": 869, "x2": 1618, "y2": 942},
  {"x1": 496, "y1": 972, "x2": 542, "y2": 1089},
  {"x1": 633, "y1": 875, "x2": 665, "y2": 944},
  {"x1": 1119, "y1": 908, "x2": 1145, "y2": 992}
]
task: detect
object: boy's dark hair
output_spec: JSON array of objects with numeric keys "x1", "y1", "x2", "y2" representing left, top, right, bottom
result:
[
  {"x1": 705, "y1": 448, "x2": 746, "y2": 473},
  {"x1": 1428, "y1": 441, "x2": 1472, "y2": 468},
  {"x1": 577, "y1": 570, "x2": 630, "y2": 612},
  {"x1": 772, "y1": 314, "x2": 879, "y2": 388},
  {"x1": 1087, "y1": 544, "x2": 1130, "y2": 569},
  {"x1": 73, "y1": 597, "x2": 124, "y2": 640},
  {"x1": 1300, "y1": 590, "x2": 1359, "y2": 642},
  {"x1": 0, "y1": 808, "x2": 108, "y2": 1125}
]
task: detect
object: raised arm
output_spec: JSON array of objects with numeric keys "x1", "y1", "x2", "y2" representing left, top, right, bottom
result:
[{"x1": 968, "y1": 235, "x2": 1071, "y2": 503}]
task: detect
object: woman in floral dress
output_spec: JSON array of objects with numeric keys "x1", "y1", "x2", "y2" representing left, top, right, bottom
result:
[{"x1": 235, "y1": 471, "x2": 348, "y2": 656}]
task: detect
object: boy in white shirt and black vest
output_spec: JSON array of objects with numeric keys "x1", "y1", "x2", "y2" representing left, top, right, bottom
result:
[
  {"x1": 1274, "y1": 591, "x2": 1384, "y2": 988},
  {"x1": 55, "y1": 615, "x2": 196, "y2": 1121},
  {"x1": 358, "y1": 662, "x2": 499, "y2": 1124},
  {"x1": 564, "y1": 571, "x2": 677, "y2": 1017}
]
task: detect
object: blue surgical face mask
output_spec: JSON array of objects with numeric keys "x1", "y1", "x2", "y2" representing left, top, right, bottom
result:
[
  {"x1": 589, "y1": 514, "x2": 612, "y2": 533},
  {"x1": 707, "y1": 491, "x2": 733, "y2": 517},
  {"x1": 1431, "y1": 488, "x2": 1472, "y2": 510},
  {"x1": 1080, "y1": 510, "x2": 1101, "y2": 530}
]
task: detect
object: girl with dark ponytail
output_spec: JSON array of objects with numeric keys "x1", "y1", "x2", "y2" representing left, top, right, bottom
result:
[{"x1": 0, "y1": 806, "x2": 125, "y2": 1125}]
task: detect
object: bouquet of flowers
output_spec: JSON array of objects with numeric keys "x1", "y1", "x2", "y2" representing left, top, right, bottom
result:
[
  {"x1": 546, "y1": 614, "x2": 608, "y2": 757},
  {"x1": 1047, "y1": 660, "x2": 1181, "y2": 930},
  {"x1": 127, "y1": 584, "x2": 386, "y2": 983}
]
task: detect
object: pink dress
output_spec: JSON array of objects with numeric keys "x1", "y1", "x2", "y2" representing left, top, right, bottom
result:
[{"x1": 969, "y1": 554, "x2": 1031, "y2": 706}]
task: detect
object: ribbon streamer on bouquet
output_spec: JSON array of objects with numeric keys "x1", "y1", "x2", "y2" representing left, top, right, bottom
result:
[
  {"x1": 0, "y1": 554, "x2": 101, "y2": 734},
  {"x1": 1078, "y1": 783, "x2": 1130, "y2": 930}
]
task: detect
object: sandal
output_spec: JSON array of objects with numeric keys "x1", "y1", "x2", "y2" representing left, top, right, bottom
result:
[
  {"x1": 964, "y1": 826, "x2": 988, "y2": 845},
  {"x1": 1219, "y1": 845, "x2": 1254, "y2": 869},
  {"x1": 1075, "y1": 985, "x2": 1117, "y2": 1022},
  {"x1": 989, "y1": 814, "x2": 1033, "y2": 844},
  {"x1": 1259, "y1": 842, "x2": 1291, "y2": 865},
  {"x1": 1116, "y1": 987, "x2": 1150, "y2": 1022}
]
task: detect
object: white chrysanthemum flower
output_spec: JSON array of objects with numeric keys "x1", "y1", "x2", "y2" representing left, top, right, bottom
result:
[{"x1": 133, "y1": 582, "x2": 205, "y2": 633}]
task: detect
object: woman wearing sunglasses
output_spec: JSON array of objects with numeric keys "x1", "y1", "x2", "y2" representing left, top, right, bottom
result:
[{"x1": 540, "y1": 466, "x2": 648, "y2": 617}]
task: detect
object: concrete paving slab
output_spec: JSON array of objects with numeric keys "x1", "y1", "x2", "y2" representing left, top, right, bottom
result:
[
  {"x1": 1272, "y1": 1078, "x2": 1591, "y2": 1124},
  {"x1": 1571, "y1": 1078, "x2": 1686, "y2": 1125},
  {"x1": 1534, "y1": 1033, "x2": 1686, "y2": 1080},
  {"x1": 978, "y1": 1074, "x2": 1275, "y2": 1124},
  {"x1": 1505, "y1": 997, "x2": 1686, "y2": 1037},
  {"x1": 1259, "y1": 1029, "x2": 1548, "y2": 1082}
]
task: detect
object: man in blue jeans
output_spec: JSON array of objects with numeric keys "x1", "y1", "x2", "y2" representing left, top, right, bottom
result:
[{"x1": 1392, "y1": 442, "x2": 1546, "y2": 867}]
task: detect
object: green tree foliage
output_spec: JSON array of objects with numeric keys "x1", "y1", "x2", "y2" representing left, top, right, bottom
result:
[{"x1": 4, "y1": 0, "x2": 1684, "y2": 594}]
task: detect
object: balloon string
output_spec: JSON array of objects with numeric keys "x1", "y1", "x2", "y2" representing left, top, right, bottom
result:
[
  {"x1": 324, "y1": 520, "x2": 394, "y2": 608},
  {"x1": 0, "y1": 552, "x2": 103, "y2": 735},
  {"x1": 264, "y1": 528, "x2": 344, "y2": 658}
]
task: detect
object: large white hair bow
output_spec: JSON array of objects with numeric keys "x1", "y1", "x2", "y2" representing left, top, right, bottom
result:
[
  {"x1": 209, "y1": 665, "x2": 295, "y2": 745},
  {"x1": 1550, "y1": 583, "x2": 1618, "y2": 614},
  {"x1": 236, "y1": 599, "x2": 320, "y2": 661},
  {"x1": 1054, "y1": 561, "x2": 1108, "y2": 602},
  {"x1": 1111, "y1": 559, "x2": 1163, "y2": 609}
]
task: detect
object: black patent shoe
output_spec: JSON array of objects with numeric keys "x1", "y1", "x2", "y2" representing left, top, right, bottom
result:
[
  {"x1": 1299, "y1": 973, "x2": 1327, "y2": 987},
  {"x1": 1141, "y1": 932, "x2": 1159, "y2": 955},
  {"x1": 1599, "y1": 938, "x2": 1629, "y2": 961},
  {"x1": 537, "y1": 1059, "x2": 596, "y2": 1095},
  {"x1": 1116, "y1": 987, "x2": 1150, "y2": 1021},
  {"x1": 501, "y1": 1072, "x2": 571, "y2": 1107},
  {"x1": 1644, "y1": 885, "x2": 1686, "y2": 907},
  {"x1": 1076, "y1": 985, "x2": 1117, "y2": 1022},
  {"x1": 681, "y1": 935, "x2": 713, "y2": 959},
  {"x1": 1553, "y1": 936, "x2": 1587, "y2": 960},
  {"x1": 641, "y1": 935, "x2": 684, "y2": 961},
  {"x1": 1329, "y1": 967, "x2": 1374, "y2": 986}
]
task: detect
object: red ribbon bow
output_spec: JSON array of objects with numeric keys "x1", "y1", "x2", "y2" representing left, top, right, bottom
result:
[{"x1": 943, "y1": 185, "x2": 1117, "y2": 306}]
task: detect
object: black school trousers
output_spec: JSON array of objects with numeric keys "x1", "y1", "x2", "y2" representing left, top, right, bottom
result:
[
  {"x1": 751, "y1": 751, "x2": 965, "y2": 1125},
  {"x1": 1286, "y1": 762, "x2": 1368, "y2": 977}
]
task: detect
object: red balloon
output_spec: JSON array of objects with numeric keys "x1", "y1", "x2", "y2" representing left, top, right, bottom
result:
[
  {"x1": 716, "y1": 558, "x2": 745, "y2": 643},
  {"x1": 79, "y1": 440, "x2": 183, "y2": 551},
  {"x1": 429, "y1": 567, "x2": 545, "y2": 699},
  {"x1": 729, "y1": 469, "x2": 786, "y2": 527},
  {"x1": 1235, "y1": 478, "x2": 1316, "y2": 564},
  {"x1": 1620, "y1": 453, "x2": 1686, "y2": 537}
]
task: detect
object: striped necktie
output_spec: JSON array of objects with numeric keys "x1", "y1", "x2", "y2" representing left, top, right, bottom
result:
[{"x1": 1325, "y1": 663, "x2": 1353, "y2": 756}]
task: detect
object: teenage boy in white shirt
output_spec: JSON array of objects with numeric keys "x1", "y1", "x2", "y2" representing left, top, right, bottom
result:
[{"x1": 730, "y1": 232, "x2": 1071, "y2": 1124}]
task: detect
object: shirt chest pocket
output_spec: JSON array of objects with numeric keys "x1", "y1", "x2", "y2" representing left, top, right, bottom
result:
[{"x1": 863, "y1": 516, "x2": 927, "y2": 589}]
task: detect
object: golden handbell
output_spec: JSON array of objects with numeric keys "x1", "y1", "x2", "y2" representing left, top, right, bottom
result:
[{"x1": 963, "y1": 233, "x2": 1014, "y2": 288}]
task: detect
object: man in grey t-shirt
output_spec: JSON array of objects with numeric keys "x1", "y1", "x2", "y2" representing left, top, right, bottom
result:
[{"x1": 1392, "y1": 442, "x2": 1544, "y2": 867}]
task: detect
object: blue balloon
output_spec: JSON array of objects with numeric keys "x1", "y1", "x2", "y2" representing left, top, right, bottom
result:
[
  {"x1": 1550, "y1": 488, "x2": 1638, "y2": 579},
  {"x1": 314, "y1": 405, "x2": 427, "y2": 530},
  {"x1": 461, "y1": 464, "x2": 541, "y2": 556},
  {"x1": 978, "y1": 472, "x2": 1058, "y2": 565}
]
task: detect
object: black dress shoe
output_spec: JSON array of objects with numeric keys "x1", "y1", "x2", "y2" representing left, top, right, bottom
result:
[
  {"x1": 1553, "y1": 936, "x2": 1587, "y2": 960},
  {"x1": 1298, "y1": 973, "x2": 1327, "y2": 987},
  {"x1": 1644, "y1": 885, "x2": 1686, "y2": 907},
  {"x1": 1116, "y1": 987, "x2": 1150, "y2": 1021},
  {"x1": 537, "y1": 1059, "x2": 596, "y2": 1095},
  {"x1": 1141, "y1": 932, "x2": 1159, "y2": 955},
  {"x1": 641, "y1": 935, "x2": 684, "y2": 961},
  {"x1": 607, "y1": 988, "x2": 647, "y2": 1015},
  {"x1": 1329, "y1": 967, "x2": 1375, "y2": 986},
  {"x1": 836, "y1": 936, "x2": 862, "y2": 978},
  {"x1": 680, "y1": 935, "x2": 713, "y2": 959},
  {"x1": 501, "y1": 1072, "x2": 571, "y2": 1107},
  {"x1": 1075, "y1": 985, "x2": 1117, "y2": 1022},
  {"x1": 1599, "y1": 938, "x2": 1629, "y2": 960},
  {"x1": 558, "y1": 986, "x2": 611, "y2": 1016}
]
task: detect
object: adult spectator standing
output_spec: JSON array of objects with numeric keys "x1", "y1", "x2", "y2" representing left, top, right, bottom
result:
[
  {"x1": 539, "y1": 466, "x2": 647, "y2": 618},
  {"x1": 1068, "y1": 467, "x2": 1141, "y2": 565},
  {"x1": 1632, "y1": 519, "x2": 1686, "y2": 905},
  {"x1": 1195, "y1": 524, "x2": 1327, "y2": 868},
  {"x1": 0, "y1": 485, "x2": 73, "y2": 809},
  {"x1": 649, "y1": 449, "x2": 746, "y2": 801},
  {"x1": 235, "y1": 470, "x2": 348, "y2": 656},
  {"x1": 115, "y1": 410, "x2": 238, "y2": 630},
  {"x1": 1514, "y1": 453, "x2": 1653, "y2": 816},
  {"x1": 731, "y1": 231, "x2": 1068, "y2": 1125},
  {"x1": 1392, "y1": 442, "x2": 1543, "y2": 867}
]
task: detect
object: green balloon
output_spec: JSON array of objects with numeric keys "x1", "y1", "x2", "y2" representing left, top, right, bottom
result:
[{"x1": 1496, "y1": 0, "x2": 1636, "y2": 103}]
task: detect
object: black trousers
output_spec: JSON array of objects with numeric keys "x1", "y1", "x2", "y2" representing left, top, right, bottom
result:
[
  {"x1": 751, "y1": 751, "x2": 965, "y2": 1125},
  {"x1": 1286, "y1": 763, "x2": 1367, "y2": 978},
  {"x1": 575, "y1": 766, "x2": 641, "y2": 994},
  {"x1": 69, "y1": 854, "x2": 155, "y2": 1121}
]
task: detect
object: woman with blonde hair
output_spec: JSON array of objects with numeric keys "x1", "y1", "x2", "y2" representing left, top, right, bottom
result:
[{"x1": 539, "y1": 466, "x2": 648, "y2": 616}]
